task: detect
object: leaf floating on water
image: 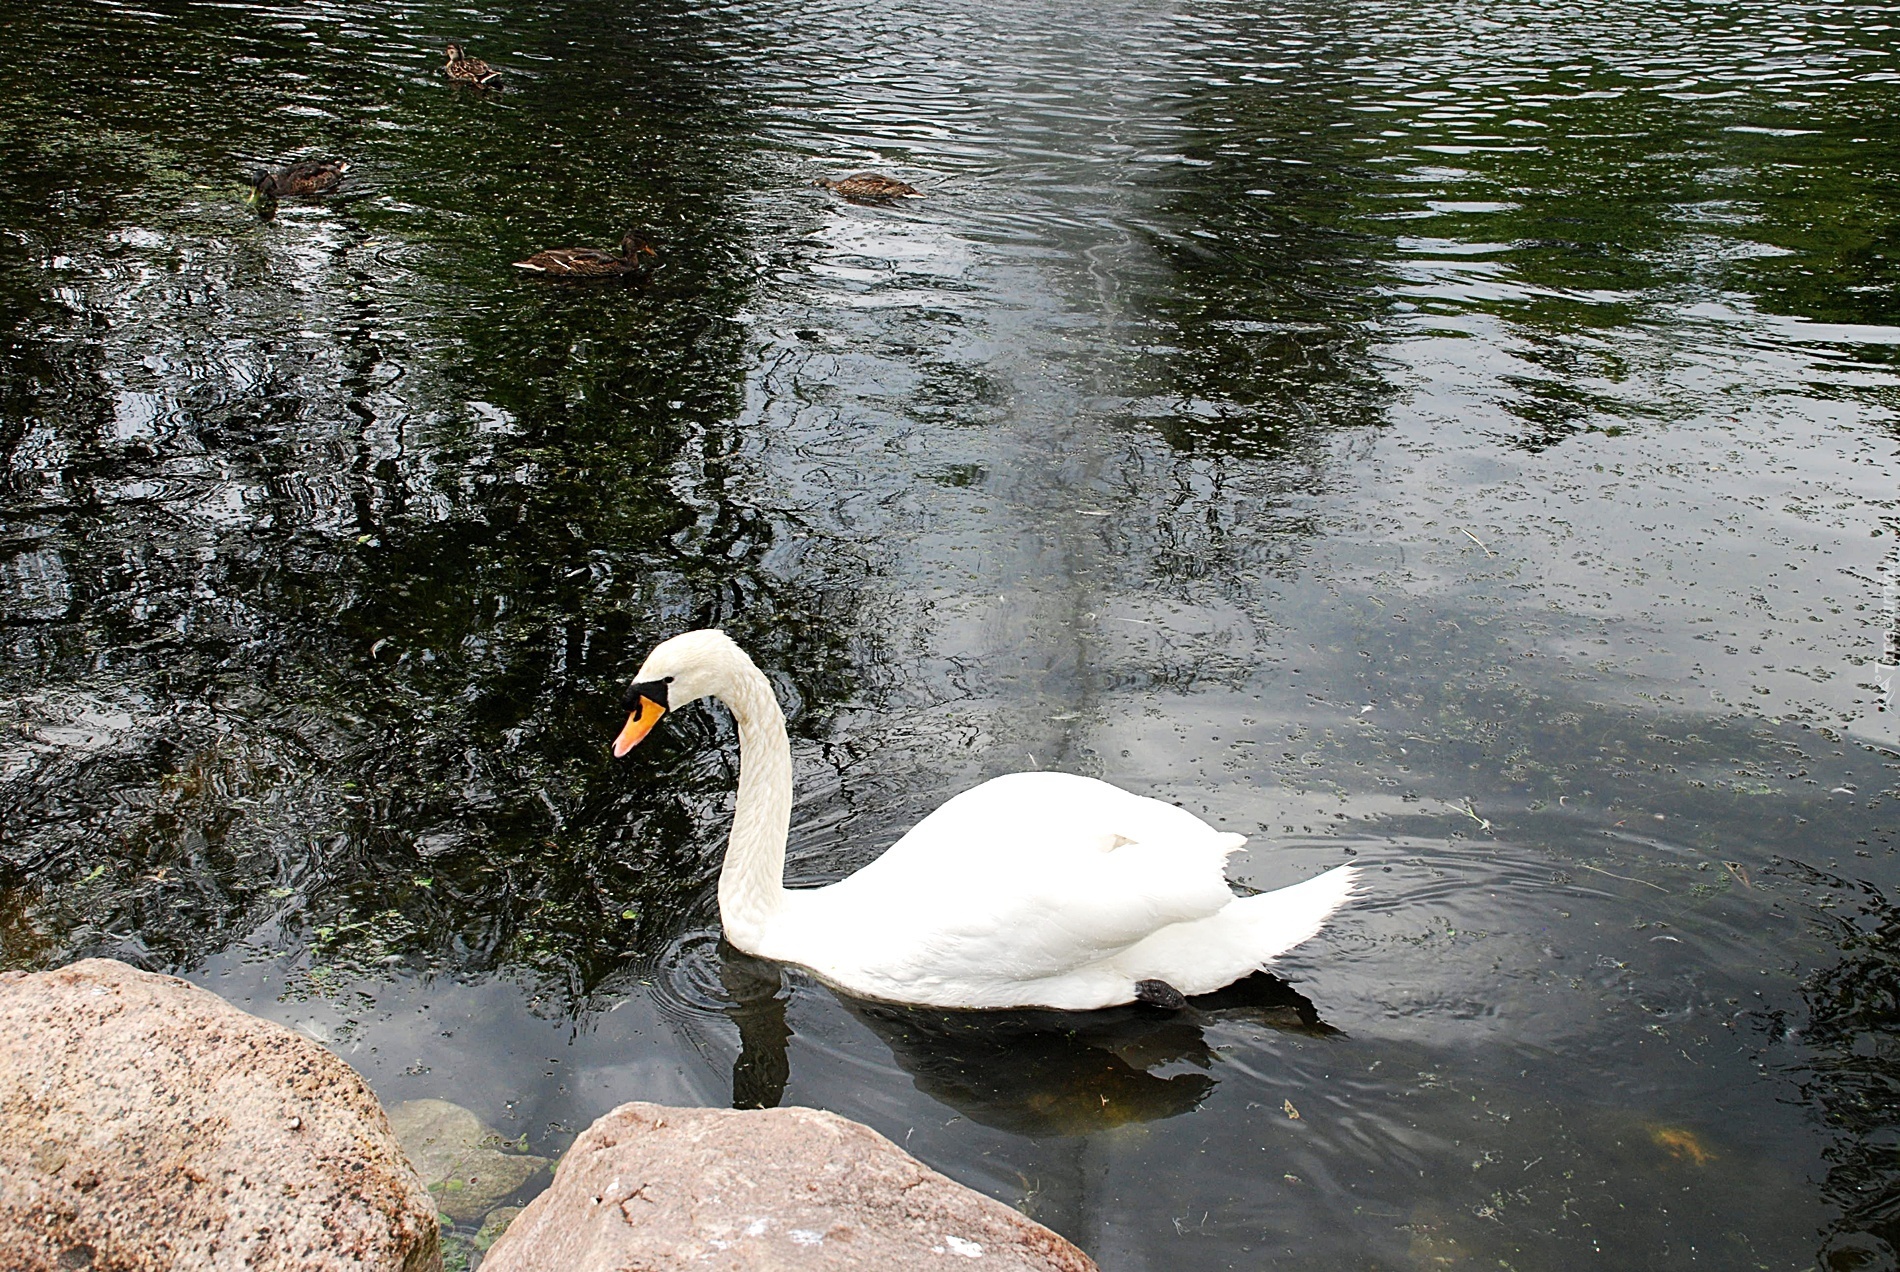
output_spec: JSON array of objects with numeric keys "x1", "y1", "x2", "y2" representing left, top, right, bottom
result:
[
  {"x1": 1283, "y1": 1099, "x2": 1301, "y2": 1120},
  {"x1": 1647, "y1": 1123, "x2": 1715, "y2": 1166}
]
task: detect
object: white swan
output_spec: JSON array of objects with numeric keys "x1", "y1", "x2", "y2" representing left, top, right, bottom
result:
[{"x1": 614, "y1": 629, "x2": 1358, "y2": 1010}]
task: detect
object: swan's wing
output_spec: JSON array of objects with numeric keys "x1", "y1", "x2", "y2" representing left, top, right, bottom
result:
[
  {"x1": 788, "y1": 773, "x2": 1249, "y2": 990},
  {"x1": 797, "y1": 839, "x2": 1234, "y2": 996}
]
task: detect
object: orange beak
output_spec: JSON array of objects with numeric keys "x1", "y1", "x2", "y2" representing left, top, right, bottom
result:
[{"x1": 613, "y1": 696, "x2": 666, "y2": 757}]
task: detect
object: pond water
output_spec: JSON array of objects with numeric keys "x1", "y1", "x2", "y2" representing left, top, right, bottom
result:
[{"x1": 3, "y1": 0, "x2": 1899, "y2": 1266}]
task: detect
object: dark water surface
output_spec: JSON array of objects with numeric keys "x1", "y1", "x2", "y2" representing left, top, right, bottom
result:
[{"x1": 4, "y1": 0, "x2": 1900, "y2": 1266}]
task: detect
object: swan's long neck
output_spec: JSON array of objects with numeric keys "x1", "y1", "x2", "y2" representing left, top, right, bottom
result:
[{"x1": 709, "y1": 649, "x2": 791, "y2": 951}]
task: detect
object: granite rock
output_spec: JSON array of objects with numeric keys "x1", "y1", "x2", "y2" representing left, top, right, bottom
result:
[
  {"x1": 480, "y1": 1101, "x2": 1096, "y2": 1271},
  {"x1": 0, "y1": 957, "x2": 440, "y2": 1271}
]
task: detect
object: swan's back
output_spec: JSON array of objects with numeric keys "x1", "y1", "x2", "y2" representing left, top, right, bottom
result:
[{"x1": 870, "y1": 771, "x2": 1240, "y2": 877}]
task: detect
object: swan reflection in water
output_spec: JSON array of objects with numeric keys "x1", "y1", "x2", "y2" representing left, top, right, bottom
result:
[{"x1": 716, "y1": 945, "x2": 1338, "y2": 1137}]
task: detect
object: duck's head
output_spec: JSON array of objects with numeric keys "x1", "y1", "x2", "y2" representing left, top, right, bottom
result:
[
  {"x1": 620, "y1": 231, "x2": 659, "y2": 261},
  {"x1": 613, "y1": 629, "x2": 741, "y2": 756},
  {"x1": 244, "y1": 170, "x2": 278, "y2": 204},
  {"x1": 445, "y1": 43, "x2": 464, "y2": 60}
]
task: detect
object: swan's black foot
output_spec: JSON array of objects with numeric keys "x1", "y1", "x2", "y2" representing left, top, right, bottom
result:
[{"x1": 1135, "y1": 979, "x2": 1188, "y2": 1010}]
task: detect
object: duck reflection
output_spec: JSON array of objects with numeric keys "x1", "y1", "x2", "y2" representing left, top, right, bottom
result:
[{"x1": 717, "y1": 944, "x2": 1337, "y2": 1136}]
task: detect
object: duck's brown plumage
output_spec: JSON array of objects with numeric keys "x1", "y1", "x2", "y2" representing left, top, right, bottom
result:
[
  {"x1": 445, "y1": 43, "x2": 500, "y2": 86},
  {"x1": 251, "y1": 159, "x2": 349, "y2": 199},
  {"x1": 512, "y1": 231, "x2": 658, "y2": 279},
  {"x1": 815, "y1": 172, "x2": 922, "y2": 202}
]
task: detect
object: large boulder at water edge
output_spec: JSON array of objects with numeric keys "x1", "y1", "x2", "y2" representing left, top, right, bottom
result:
[
  {"x1": 0, "y1": 958, "x2": 440, "y2": 1272},
  {"x1": 481, "y1": 1100, "x2": 1097, "y2": 1272}
]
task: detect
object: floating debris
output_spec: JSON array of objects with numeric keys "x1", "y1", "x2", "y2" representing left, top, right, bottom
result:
[{"x1": 1647, "y1": 1123, "x2": 1716, "y2": 1167}]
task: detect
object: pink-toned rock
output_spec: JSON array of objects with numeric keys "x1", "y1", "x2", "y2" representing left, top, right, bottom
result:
[
  {"x1": 0, "y1": 958, "x2": 440, "y2": 1272},
  {"x1": 481, "y1": 1101, "x2": 1096, "y2": 1272}
]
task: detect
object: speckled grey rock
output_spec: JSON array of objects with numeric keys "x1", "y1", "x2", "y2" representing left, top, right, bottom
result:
[
  {"x1": 0, "y1": 958, "x2": 440, "y2": 1272},
  {"x1": 387, "y1": 1099, "x2": 548, "y2": 1223},
  {"x1": 480, "y1": 1101, "x2": 1096, "y2": 1272}
]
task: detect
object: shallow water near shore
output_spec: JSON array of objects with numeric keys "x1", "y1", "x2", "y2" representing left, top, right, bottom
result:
[{"x1": 2, "y1": 0, "x2": 1899, "y2": 1266}]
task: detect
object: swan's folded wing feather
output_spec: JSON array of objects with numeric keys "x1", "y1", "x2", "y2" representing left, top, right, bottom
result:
[{"x1": 804, "y1": 819, "x2": 1239, "y2": 989}]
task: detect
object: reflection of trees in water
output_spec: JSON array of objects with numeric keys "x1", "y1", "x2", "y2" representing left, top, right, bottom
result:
[
  {"x1": 1120, "y1": 1, "x2": 1900, "y2": 457},
  {"x1": 0, "y1": 0, "x2": 863, "y2": 1015},
  {"x1": 718, "y1": 944, "x2": 1335, "y2": 1138},
  {"x1": 1791, "y1": 867, "x2": 1900, "y2": 1271},
  {"x1": 1123, "y1": 10, "x2": 1392, "y2": 460}
]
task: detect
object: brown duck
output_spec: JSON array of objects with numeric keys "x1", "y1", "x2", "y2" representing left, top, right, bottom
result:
[
  {"x1": 444, "y1": 44, "x2": 501, "y2": 86},
  {"x1": 512, "y1": 231, "x2": 658, "y2": 279},
  {"x1": 248, "y1": 159, "x2": 349, "y2": 200},
  {"x1": 814, "y1": 173, "x2": 922, "y2": 202}
]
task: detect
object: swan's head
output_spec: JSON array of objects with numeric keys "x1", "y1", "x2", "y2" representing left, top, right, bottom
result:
[{"x1": 612, "y1": 628, "x2": 744, "y2": 757}]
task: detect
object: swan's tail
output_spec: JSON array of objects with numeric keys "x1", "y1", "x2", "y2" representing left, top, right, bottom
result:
[
  {"x1": 1233, "y1": 863, "x2": 1361, "y2": 960},
  {"x1": 1119, "y1": 864, "x2": 1360, "y2": 996}
]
